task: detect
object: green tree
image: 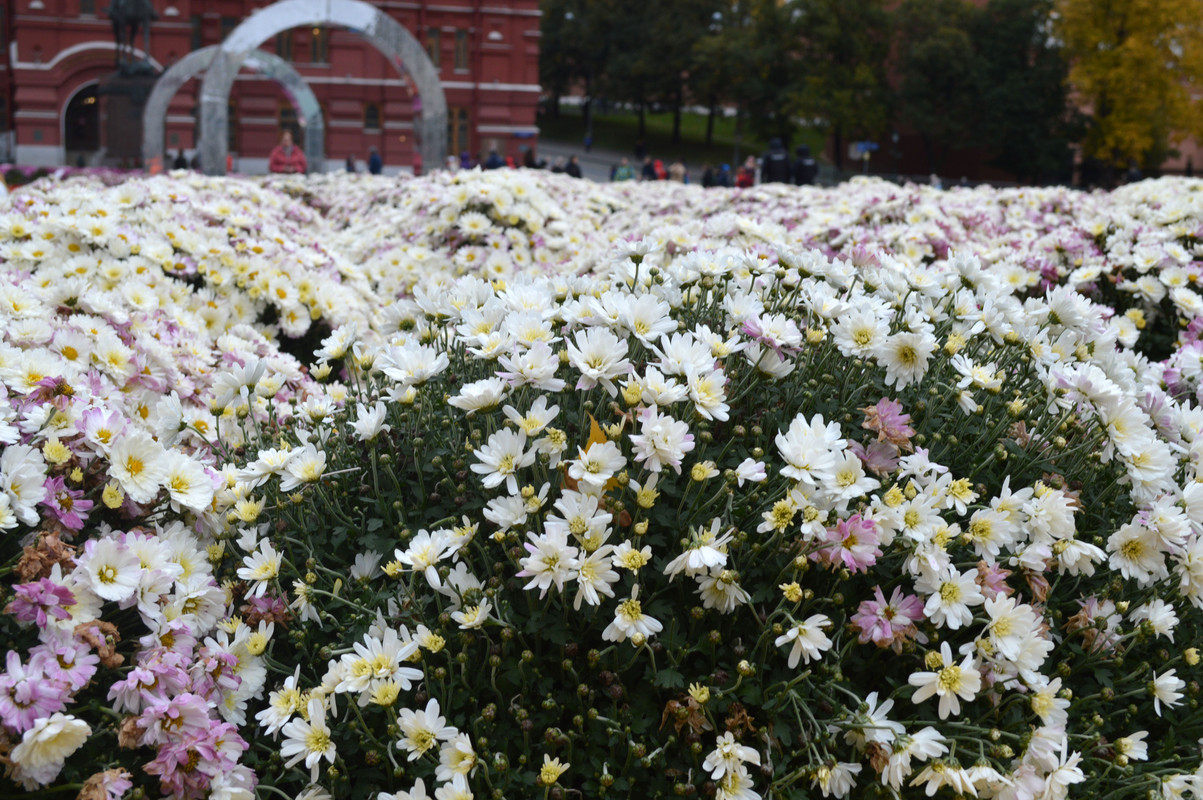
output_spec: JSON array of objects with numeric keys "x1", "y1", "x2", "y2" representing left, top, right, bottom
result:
[
  {"x1": 894, "y1": 0, "x2": 981, "y2": 173},
  {"x1": 692, "y1": 0, "x2": 803, "y2": 151},
  {"x1": 1057, "y1": 0, "x2": 1203, "y2": 171},
  {"x1": 790, "y1": 0, "x2": 892, "y2": 172},
  {"x1": 971, "y1": 0, "x2": 1078, "y2": 183}
]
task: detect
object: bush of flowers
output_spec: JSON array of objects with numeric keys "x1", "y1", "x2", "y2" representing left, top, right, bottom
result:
[{"x1": 5, "y1": 170, "x2": 1203, "y2": 800}]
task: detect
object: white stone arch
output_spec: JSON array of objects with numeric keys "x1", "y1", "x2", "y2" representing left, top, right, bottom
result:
[
  {"x1": 143, "y1": 46, "x2": 325, "y2": 172},
  {"x1": 199, "y1": 0, "x2": 446, "y2": 175}
]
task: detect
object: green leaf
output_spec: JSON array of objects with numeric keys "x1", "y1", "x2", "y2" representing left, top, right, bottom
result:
[{"x1": 654, "y1": 668, "x2": 685, "y2": 689}]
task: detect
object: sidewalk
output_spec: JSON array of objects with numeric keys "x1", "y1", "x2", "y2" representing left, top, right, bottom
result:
[{"x1": 535, "y1": 138, "x2": 636, "y2": 183}]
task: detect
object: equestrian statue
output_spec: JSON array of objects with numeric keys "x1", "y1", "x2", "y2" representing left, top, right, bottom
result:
[{"x1": 105, "y1": 0, "x2": 158, "y2": 67}]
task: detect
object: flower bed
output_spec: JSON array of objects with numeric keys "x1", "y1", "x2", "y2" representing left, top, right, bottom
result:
[{"x1": 3, "y1": 172, "x2": 1203, "y2": 800}]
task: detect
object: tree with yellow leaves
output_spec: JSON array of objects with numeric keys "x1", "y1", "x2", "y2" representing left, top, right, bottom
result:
[{"x1": 1057, "y1": 0, "x2": 1203, "y2": 170}]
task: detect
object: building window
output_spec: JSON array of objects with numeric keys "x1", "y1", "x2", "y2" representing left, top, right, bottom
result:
[
  {"x1": 364, "y1": 103, "x2": 380, "y2": 131},
  {"x1": 310, "y1": 26, "x2": 328, "y2": 63},
  {"x1": 221, "y1": 17, "x2": 238, "y2": 41},
  {"x1": 0, "y1": 95, "x2": 9, "y2": 133},
  {"x1": 426, "y1": 28, "x2": 440, "y2": 69},
  {"x1": 190, "y1": 15, "x2": 203, "y2": 50},
  {"x1": 276, "y1": 31, "x2": 294, "y2": 61},
  {"x1": 454, "y1": 30, "x2": 468, "y2": 71},
  {"x1": 279, "y1": 103, "x2": 300, "y2": 144},
  {"x1": 80, "y1": 0, "x2": 95, "y2": 15},
  {"x1": 448, "y1": 107, "x2": 470, "y2": 158}
]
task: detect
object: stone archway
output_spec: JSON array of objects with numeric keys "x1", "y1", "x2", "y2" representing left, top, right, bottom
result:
[
  {"x1": 199, "y1": 0, "x2": 446, "y2": 175},
  {"x1": 143, "y1": 46, "x2": 325, "y2": 173}
]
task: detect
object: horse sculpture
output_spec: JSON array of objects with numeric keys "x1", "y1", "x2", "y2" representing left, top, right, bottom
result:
[{"x1": 105, "y1": 0, "x2": 158, "y2": 66}]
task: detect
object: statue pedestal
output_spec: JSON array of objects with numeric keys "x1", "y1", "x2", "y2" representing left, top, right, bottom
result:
[{"x1": 98, "y1": 64, "x2": 159, "y2": 168}]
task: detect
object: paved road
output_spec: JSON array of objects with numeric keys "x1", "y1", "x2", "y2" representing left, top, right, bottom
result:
[{"x1": 535, "y1": 139, "x2": 635, "y2": 183}]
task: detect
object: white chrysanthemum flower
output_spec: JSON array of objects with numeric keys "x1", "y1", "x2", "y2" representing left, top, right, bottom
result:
[
  {"x1": 256, "y1": 667, "x2": 306, "y2": 736},
  {"x1": 686, "y1": 367, "x2": 730, "y2": 422},
  {"x1": 908, "y1": 642, "x2": 981, "y2": 719},
  {"x1": 567, "y1": 440, "x2": 626, "y2": 491},
  {"x1": 448, "y1": 376, "x2": 508, "y2": 414},
  {"x1": 78, "y1": 536, "x2": 143, "y2": 603},
  {"x1": 775, "y1": 413, "x2": 844, "y2": 489},
  {"x1": 629, "y1": 407, "x2": 695, "y2": 474},
  {"x1": 916, "y1": 567, "x2": 984, "y2": 630},
  {"x1": 1, "y1": 443, "x2": 48, "y2": 524},
  {"x1": 162, "y1": 451, "x2": 215, "y2": 512},
  {"x1": 811, "y1": 760, "x2": 862, "y2": 799},
  {"x1": 502, "y1": 395, "x2": 560, "y2": 437},
  {"x1": 107, "y1": 431, "x2": 167, "y2": 505},
  {"x1": 663, "y1": 518, "x2": 733, "y2": 580},
  {"x1": 9, "y1": 713, "x2": 90, "y2": 787},
  {"x1": 396, "y1": 698, "x2": 457, "y2": 761},
  {"x1": 237, "y1": 541, "x2": 283, "y2": 598},
  {"x1": 517, "y1": 530, "x2": 580, "y2": 597},
  {"x1": 450, "y1": 599, "x2": 492, "y2": 629},
  {"x1": 703, "y1": 731, "x2": 761, "y2": 780},
  {"x1": 351, "y1": 400, "x2": 391, "y2": 441},
  {"x1": 436, "y1": 733, "x2": 478, "y2": 782},
  {"x1": 873, "y1": 330, "x2": 936, "y2": 389},
  {"x1": 280, "y1": 698, "x2": 337, "y2": 782},
  {"x1": 1151, "y1": 669, "x2": 1186, "y2": 716},
  {"x1": 470, "y1": 428, "x2": 534, "y2": 495},
  {"x1": 279, "y1": 444, "x2": 327, "y2": 493},
  {"x1": 602, "y1": 585, "x2": 663, "y2": 643},
  {"x1": 395, "y1": 529, "x2": 458, "y2": 589},
  {"x1": 774, "y1": 614, "x2": 833, "y2": 668},
  {"x1": 567, "y1": 326, "x2": 630, "y2": 397}
]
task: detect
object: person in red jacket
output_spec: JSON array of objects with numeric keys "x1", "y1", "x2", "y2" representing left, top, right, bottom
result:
[{"x1": 268, "y1": 130, "x2": 307, "y2": 174}]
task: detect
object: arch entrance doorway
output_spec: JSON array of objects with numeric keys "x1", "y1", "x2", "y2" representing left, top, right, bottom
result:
[
  {"x1": 64, "y1": 85, "x2": 101, "y2": 167},
  {"x1": 199, "y1": 0, "x2": 446, "y2": 175},
  {"x1": 143, "y1": 46, "x2": 324, "y2": 172}
]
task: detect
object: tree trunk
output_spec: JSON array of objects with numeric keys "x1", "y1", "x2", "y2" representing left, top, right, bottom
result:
[
  {"x1": 638, "y1": 92, "x2": 647, "y2": 139},
  {"x1": 705, "y1": 94, "x2": 716, "y2": 146},
  {"x1": 583, "y1": 72, "x2": 592, "y2": 135},
  {"x1": 672, "y1": 92, "x2": 682, "y2": 144},
  {"x1": 833, "y1": 127, "x2": 844, "y2": 172}
]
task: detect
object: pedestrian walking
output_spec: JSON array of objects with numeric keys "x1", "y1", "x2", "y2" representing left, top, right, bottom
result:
[
  {"x1": 566, "y1": 155, "x2": 583, "y2": 178},
  {"x1": 735, "y1": 156, "x2": 756, "y2": 188},
  {"x1": 368, "y1": 147, "x2": 383, "y2": 175},
  {"x1": 792, "y1": 144, "x2": 818, "y2": 185},
  {"x1": 613, "y1": 157, "x2": 636, "y2": 181},
  {"x1": 760, "y1": 137, "x2": 791, "y2": 183}
]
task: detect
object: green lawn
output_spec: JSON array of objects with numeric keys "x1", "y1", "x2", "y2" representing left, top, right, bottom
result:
[{"x1": 538, "y1": 105, "x2": 827, "y2": 168}]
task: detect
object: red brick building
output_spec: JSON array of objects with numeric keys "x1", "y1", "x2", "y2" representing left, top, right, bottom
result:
[{"x1": 0, "y1": 0, "x2": 541, "y2": 172}]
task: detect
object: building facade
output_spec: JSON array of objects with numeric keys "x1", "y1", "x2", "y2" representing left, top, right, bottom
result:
[{"x1": 0, "y1": 0, "x2": 541, "y2": 172}]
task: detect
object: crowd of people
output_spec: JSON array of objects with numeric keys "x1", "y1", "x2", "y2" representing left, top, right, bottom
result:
[
  {"x1": 607, "y1": 139, "x2": 819, "y2": 188},
  {"x1": 177, "y1": 131, "x2": 823, "y2": 185}
]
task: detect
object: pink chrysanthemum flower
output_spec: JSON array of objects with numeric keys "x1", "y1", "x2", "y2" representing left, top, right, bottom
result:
[
  {"x1": 6, "y1": 578, "x2": 75, "y2": 629},
  {"x1": 813, "y1": 514, "x2": 882, "y2": 574},
  {"x1": 851, "y1": 586, "x2": 926, "y2": 653},
  {"x1": 41, "y1": 476, "x2": 93, "y2": 531}
]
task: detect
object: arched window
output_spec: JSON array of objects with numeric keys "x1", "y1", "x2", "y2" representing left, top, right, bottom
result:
[
  {"x1": 426, "y1": 28, "x2": 440, "y2": 70},
  {"x1": 311, "y1": 26, "x2": 328, "y2": 63},
  {"x1": 275, "y1": 30, "x2": 294, "y2": 61},
  {"x1": 454, "y1": 30, "x2": 468, "y2": 71},
  {"x1": 364, "y1": 103, "x2": 380, "y2": 131}
]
